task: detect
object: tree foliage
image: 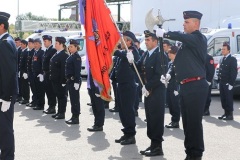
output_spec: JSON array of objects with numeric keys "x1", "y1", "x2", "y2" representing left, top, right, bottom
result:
[{"x1": 16, "y1": 12, "x2": 48, "y2": 21}]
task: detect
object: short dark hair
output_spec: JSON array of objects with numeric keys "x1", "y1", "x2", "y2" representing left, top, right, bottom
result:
[
  {"x1": 0, "y1": 20, "x2": 9, "y2": 30},
  {"x1": 223, "y1": 42, "x2": 230, "y2": 50}
]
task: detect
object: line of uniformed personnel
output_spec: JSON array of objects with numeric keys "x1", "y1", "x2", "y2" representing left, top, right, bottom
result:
[{"x1": 15, "y1": 36, "x2": 82, "y2": 125}]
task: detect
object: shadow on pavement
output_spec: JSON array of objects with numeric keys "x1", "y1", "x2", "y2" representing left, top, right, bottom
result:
[{"x1": 87, "y1": 132, "x2": 110, "y2": 151}]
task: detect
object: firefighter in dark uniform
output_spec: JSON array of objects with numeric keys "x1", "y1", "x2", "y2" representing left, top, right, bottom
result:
[
  {"x1": 42, "y1": 35, "x2": 57, "y2": 114},
  {"x1": 65, "y1": 39, "x2": 82, "y2": 125},
  {"x1": 32, "y1": 38, "x2": 45, "y2": 110},
  {"x1": 87, "y1": 69, "x2": 105, "y2": 132},
  {"x1": 50, "y1": 37, "x2": 69, "y2": 119},
  {"x1": 217, "y1": 43, "x2": 237, "y2": 120},
  {"x1": 114, "y1": 31, "x2": 139, "y2": 145},
  {"x1": 165, "y1": 46, "x2": 181, "y2": 129},
  {"x1": 0, "y1": 11, "x2": 18, "y2": 160},
  {"x1": 156, "y1": 11, "x2": 208, "y2": 160},
  {"x1": 128, "y1": 30, "x2": 167, "y2": 156},
  {"x1": 203, "y1": 54, "x2": 215, "y2": 116},
  {"x1": 15, "y1": 37, "x2": 22, "y2": 102},
  {"x1": 19, "y1": 40, "x2": 30, "y2": 104},
  {"x1": 26, "y1": 38, "x2": 37, "y2": 107}
]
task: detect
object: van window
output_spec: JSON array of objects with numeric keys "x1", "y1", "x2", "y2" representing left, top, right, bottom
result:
[
  {"x1": 207, "y1": 37, "x2": 230, "y2": 56},
  {"x1": 237, "y1": 35, "x2": 240, "y2": 53}
]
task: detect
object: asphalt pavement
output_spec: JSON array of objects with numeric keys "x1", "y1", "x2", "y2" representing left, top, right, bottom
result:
[{"x1": 13, "y1": 81, "x2": 240, "y2": 160}]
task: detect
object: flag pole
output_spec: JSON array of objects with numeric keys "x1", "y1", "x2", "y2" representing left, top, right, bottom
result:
[{"x1": 104, "y1": 1, "x2": 144, "y2": 86}]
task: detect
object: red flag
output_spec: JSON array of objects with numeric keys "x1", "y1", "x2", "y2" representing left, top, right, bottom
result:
[{"x1": 85, "y1": 0, "x2": 120, "y2": 101}]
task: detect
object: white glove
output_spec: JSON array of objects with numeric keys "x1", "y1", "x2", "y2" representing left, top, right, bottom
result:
[
  {"x1": 174, "y1": 90, "x2": 179, "y2": 96},
  {"x1": 142, "y1": 85, "x2": 149, "y2": 97},
  {"x1": 95, "y1": 93, "x2": 101, "y2": 97},
  {"x1": 126, "y1": 51, "x2": 134, "y2": 64},
  {"x1": 228, "y1": 84, "x2": 233, "y2": 90},
  {"x1": 23, "y1": 73, "x2": 28, "y2": 79},
  {"x1": 207, "y1": 81, "x2": 211, "y2": 86},
  {"x1": 74, "y1": 83, "x2": 80, "y2": 90},
  {"x1": 1, "y1": 99, "x2": 11, "y2": 112},
  {"x1": 165, "y1": 73, "x2": 171, "y2": 81},
  {"x1": 18, "y1": 71, "x2": 20, "y2": 78},
  {"x1": 160, "y1": 75, "x2": 166, "y2": 84},
  {"x1": 155, "y1": 28, "x2": 166, "y2": 38},
  {"x1": 62, "y1": 84, "x2": 66, "y2": 87},
  {"x1": 37, "y1": 74, "x2": 44, "y2": 82}
]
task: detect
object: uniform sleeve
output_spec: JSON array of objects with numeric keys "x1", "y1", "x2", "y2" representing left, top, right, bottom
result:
[
  {"x1": 114, "y1": 50, "x2": 126, "y2": 58},
  {"x1": 74, "y1": 55, "x2": 82, "y2": 83},
  {"x1": 229, "y1": 57, "x2": 238, "y2": 86},
  {"x1": 0, "y1": 41, "x2": 18, "y2": 101},
  {"x1": 164, "y1": 31, "x2": 203, "y2": 48},
  {"x1": 61, "y1": 54, "x2": 68, "y2": 84},
  {"x1": 205, "y1": 56, "x2": 215, "y2": 82}
]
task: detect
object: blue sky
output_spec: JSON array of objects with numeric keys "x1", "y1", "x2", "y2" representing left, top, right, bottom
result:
[{"x1": 0, "y1": 0, "x2": 130, "y2": 24}]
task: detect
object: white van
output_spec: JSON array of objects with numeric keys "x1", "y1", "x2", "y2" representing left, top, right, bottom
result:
[
  {"x1": 203, "y1": 27, "x2": 240, "y2": 94},
  {"x1": 25, "y1": 30, "x2": 82, "y2": 50}
]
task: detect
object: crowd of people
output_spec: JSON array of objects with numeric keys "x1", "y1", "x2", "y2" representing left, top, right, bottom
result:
[{"x1": 0, "y1": 9, "x2": 238, "y2": 160}]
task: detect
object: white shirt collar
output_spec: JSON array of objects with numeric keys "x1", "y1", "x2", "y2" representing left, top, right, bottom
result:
[
  {"x1": 0, "y1": 32, "x2": 8, "y2": 39},
  {"x1": 148, "y1": 46, "x2": 158, "y2": 56}
]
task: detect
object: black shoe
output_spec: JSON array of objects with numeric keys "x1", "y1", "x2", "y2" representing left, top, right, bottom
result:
[
  {"x1": 120, "y1": 136, "x2": 136, "y2": 145},
  {"x1": 52, "y1": 113, "x2": 59, "y2": 118},
  {"x1": 223, "y1": 115, "x2": 233, "y2": 120},
  {"x1": 140, "y1": 146, "x2": 151, "y2": 155},
  {"x1": 185, "y1": 155, "x2": 202, "y2": 160},
  {"x1": 28, "y1": 103, "x2": 37, "y2": 108},
  {"x1": 43, "y1": 107, "x2": 56, "y2": 114},
  {"x1": 165, "y1": 122, "x2": 179, "y2": 128},
  {"x1": 19, "y1": 100, "x2": 29, "y2": 104},
  {"x1": 203, "y1": 110, "x2": 210, "y2": 116},
  {"x1": 218, "y1": 114, "x2": 226, "y2": 120},
  {"x1": 144, "y1": 119, "x2": 147, "y2": 122},
  {"x1": 109, "y1": 107, "x2": 119, "y2": 112},
  {"x1": 145, "y1": 147, "x2": 164, "y2": 157},
  {"x1": 87, "y1": 125, "x2": 103, "y2": 132},
  {"x1": 115, "y1": 135, "x2": 127, "y2": 143},
  {"x1": 33, "y1": 106, "x2": 44, "y2": 110},
  {"x1": 55, "y1": 113, "x2": 65, "y2": 119},
  {"x1": 65, "y1": 115, "x2": 79, "y2": 125},
  {"x1": 16, "y1": 97, "x2": 23, "y2": 102},
  {"x1": 26, "y1": 103, "x2": 30, "y2": 106},
  {"x1": 87, "y1": 103, "x2": 92, "y2": 106}
]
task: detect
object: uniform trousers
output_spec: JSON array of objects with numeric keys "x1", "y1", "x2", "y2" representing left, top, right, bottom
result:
[
  {"x1": 88, "y1": 88, "x2": 105, "y2": 127},
  {"x1": 144, "y1": 85, "x2": 165, "y2": 147},
  {"x1": 52, "y1": 82, "x2": 67, "y2": 114},
  {"x1": 33, "y1": 74, "x2": 45, "y2": 107},
  {"x1": 117, "y1": 82, "x2": 137, "y2": 137},
  {"x1": 204, "y1": 84, "x2": 212, "y2": 112},
  {"x1": 20, "y1": 76, "x2": 30, "y2": 101},
  {"x1": 44, "y1": 72, "x2": 56, "y2": 108},
  {"x1": 0, "y1": 95, "x2": 17, "y2": 160},
  {"x1": 219, "y1": 83, "x2": 234, "y2": 112},
  {"x1": 28, "y1": 72, "x2": 37, "y2": 104},
  {"x1": 179, "y1": 79, "x2": 208, "y2": 157},
  {"x1": 167, "y1": 84, "x2": 180, "y2": 122},
  {"x1": 67, "y1": 81, "x2": 80, "y2": 115}
]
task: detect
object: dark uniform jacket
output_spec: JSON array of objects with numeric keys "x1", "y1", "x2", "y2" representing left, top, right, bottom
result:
[
  {"x1": 114, "y1": 45, "x2": 140, "y2": 83},
  {"x1": 109, "y1": 56, "x2": 119, "y2": 81},
  {"x1": 27, "y1": 48, "x2": 35, "y2": 73},
  {"x1": 32, "y1": 48, "x2": 44, "y2": 75},
  {"x1": 0, "y1": 33, "x2": 18, "y2": 101},
  {"x1": 17, "y1": 47, "x2": 22, "y2": 66},
  {"x1": 136, "y1": 47, "x2": 167, "y2": 91},
  {"x1": 19, "y1": 48, "x2": 28, "y2": 74},
  {"x1": 164, "y1": 30, "x2": 207, "y2": 83},
  {"x1": 49, "y1": 50, "x2": 69, "y2": 84},
  {"x1": 42, "y1": 45, "x2": 57, "y2": 72},
  {"x1": 205, "y1": 54, "x2": 215, "y2": 83},
  {"x1": 65, "y1": 52, "x2": 82, "y2": 83},
  {"x1": 218, "y1": 54, "x2": 237, "y2": 86},
  {"x1": 168, "y1": 61, "x2": 178, "y2": 90}
]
